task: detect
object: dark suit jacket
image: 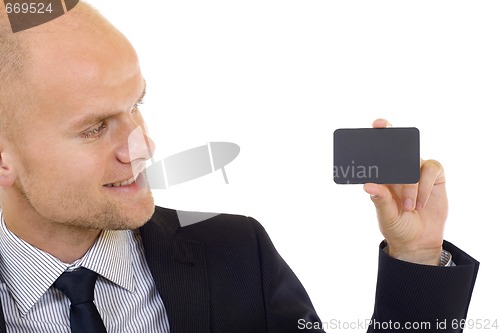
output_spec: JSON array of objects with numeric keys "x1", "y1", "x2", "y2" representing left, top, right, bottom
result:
[{"x1": 0, "y1": 206, "x2": 480, "y2": 332}]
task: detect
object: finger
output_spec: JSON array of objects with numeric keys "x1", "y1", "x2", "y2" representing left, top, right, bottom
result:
[
  {"x1": 415, "y1": 159, "x2": 445, "y2": 210},
  {"x1": 372, "y1": 118, "x2": 392, "y2": 128},
  {"x1": 402, "y1": 183, "x2": 419, "y2": 212},
  {"x1": 363, "y1": 183, "x2": 399, "y2": 222}
]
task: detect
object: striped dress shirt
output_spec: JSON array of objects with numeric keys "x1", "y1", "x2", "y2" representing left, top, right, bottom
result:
[{"x1": 0, "y1": 215, "x2": 170, "y2": 332}]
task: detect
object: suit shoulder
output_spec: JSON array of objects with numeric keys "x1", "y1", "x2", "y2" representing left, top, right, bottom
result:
[{"x1": 150, "y1": 205, "x2": 265, "y2": 242}]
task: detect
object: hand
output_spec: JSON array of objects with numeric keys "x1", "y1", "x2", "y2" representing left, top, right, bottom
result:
[{"x1": 363, "y1": 119, "x2": 447, "y2": 265}]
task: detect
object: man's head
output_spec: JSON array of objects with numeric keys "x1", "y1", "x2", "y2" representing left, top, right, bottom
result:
[{"x1": 0, "y1": 2, "x2": 155, "y2": 231}]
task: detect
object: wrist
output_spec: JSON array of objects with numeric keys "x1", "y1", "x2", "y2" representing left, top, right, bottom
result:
[{"x1": 384, "y1": 243, "x2": 443, "y2": 266}]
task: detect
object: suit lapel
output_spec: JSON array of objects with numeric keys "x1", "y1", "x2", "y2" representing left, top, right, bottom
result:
[
  {"x1": 0, "y1": 301, "x2": 6, "y2": 333},
  {"x1": 140, "y1": 208, "x2": 210, "y2": 333}
]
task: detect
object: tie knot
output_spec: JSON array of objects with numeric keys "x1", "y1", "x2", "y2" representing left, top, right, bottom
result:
[{"x1": 54, "y1": 267, "x2": 98, "y2": 305}]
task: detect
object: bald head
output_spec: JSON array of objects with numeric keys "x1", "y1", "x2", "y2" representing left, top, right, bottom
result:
[
  {"x1": 0, "y1": 1, "x2": 122, "y2": 141},
  {"x1": 0, "y1": 5, "x2": 29, "y2": 138}
]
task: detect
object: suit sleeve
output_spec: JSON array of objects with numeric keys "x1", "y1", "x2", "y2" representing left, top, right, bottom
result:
[
  {"x1": 248, "y1": 216, "x2": 479, "y2": 333},
  {"x1": 368, "y1": 240, "x2": 479, "y2": 333},
  {"x1": 247, "y1": 217, "x2": 326, "y2": 333}
]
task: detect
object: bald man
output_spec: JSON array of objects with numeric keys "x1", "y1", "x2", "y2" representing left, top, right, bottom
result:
[{"x1": 0, "y1": 2, "x2": 479, "y2": 333}]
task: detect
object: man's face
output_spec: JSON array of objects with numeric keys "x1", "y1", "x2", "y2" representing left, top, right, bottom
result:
[{"x1": 6, "y1": 21, "x2": 155, "y2": 230}]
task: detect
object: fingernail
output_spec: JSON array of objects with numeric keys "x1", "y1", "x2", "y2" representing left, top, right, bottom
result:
[
  {"x1": 370, "y1": 194, "x2": 378, "y2": 199},
  {"x1": 403, "y1": 198, "x2": 413, "y2": 211}
]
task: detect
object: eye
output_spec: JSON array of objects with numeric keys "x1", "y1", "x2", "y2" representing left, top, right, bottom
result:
[{"x1": 82, "y1": 121, "x2": 108, "y2": 139}]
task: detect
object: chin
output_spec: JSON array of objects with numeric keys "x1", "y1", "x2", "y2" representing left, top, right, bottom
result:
[
  {"x1": 117, "y1": 202, "x2": 154, "y2": 228},
  {"x1": 128, "y1": 207, "x2": 155, "y2": 229},
  {"x1": 85, "y1": 196, "x2": 156, "y2": 231}
]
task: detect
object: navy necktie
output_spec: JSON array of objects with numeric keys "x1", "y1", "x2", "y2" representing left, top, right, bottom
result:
[{"x1": 53, "y1": 267, "x2": 107, "y2": 333}]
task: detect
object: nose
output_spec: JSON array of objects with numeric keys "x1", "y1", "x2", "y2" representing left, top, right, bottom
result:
[
  {"x1": 116, "y1": 125, "x2": 155, "y2": 164},
  {"x1": 129, "y1": 125, "x2": 155, "y2": 162}
]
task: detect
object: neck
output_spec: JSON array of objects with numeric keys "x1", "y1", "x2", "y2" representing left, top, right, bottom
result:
[{"x1": 1, "y1": 205, "x2": 101, "y2": 264}]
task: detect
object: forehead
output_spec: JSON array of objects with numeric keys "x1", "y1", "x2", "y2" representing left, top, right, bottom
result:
[{"x1": 26, "y1": 20, "x2": 142, "y2": 124}]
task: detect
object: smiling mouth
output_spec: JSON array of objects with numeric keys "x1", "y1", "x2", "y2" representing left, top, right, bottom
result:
[{"x1": 104, "y1": 175, "x2": 137, "y2": 188}]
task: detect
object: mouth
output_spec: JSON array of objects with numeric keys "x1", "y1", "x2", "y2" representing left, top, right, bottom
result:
[{"x1": 104, "y1": 175, "x2": 137, "y2": 188}]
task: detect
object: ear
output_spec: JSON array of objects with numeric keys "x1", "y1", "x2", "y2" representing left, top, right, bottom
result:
[{"x1": 0, "y1": 143, "x2": 17, "y2": 187}]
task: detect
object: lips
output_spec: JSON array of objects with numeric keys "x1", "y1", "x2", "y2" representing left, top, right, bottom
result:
[
  {"x1": 103, "y1": 164, "x2": 148, "y2": 188},
  {"x1": 104, "y1": 176, "x2": 136, "y2": 188}
]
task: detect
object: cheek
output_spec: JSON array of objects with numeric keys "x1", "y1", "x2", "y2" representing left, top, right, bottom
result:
[
  {"x1": 23, "y1": 146, "x2": 108, "y2": 188},
  {"x1": 18, "y1": 126, "x2": 120, "y2": 187}
]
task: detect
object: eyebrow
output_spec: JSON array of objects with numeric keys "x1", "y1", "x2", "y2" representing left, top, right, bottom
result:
[{"x1": 70, "y1": 82, "x2": 147, "y2": 131}]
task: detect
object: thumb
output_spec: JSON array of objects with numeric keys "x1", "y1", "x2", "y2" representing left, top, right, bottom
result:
[{"x1": 363, "y1": 183, "x2": 398, "y2": 223}]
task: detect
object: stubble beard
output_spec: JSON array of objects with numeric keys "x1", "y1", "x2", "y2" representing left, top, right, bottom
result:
[{"x1": 18, "y1": 176, "x2": 156, "y2": 231}]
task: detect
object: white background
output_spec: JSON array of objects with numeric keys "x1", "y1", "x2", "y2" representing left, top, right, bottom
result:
[{"x1": 87, "y1": 1, "x2": 498, "y2": 331}]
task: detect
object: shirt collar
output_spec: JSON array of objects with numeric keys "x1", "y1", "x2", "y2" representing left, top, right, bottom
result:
[
  {"x1": 0, "y1": 214, "x2": 135, "y2": 317},
  {"x1": 79, "y1": 229, "x2": 135, "y2": 293}
]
